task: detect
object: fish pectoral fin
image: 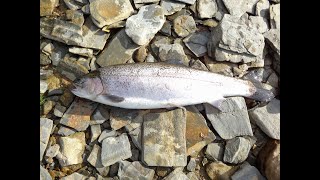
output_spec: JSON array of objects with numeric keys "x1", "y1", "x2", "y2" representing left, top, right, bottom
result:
[
  {"x1": 100, "y1": 94, "x2": 125, "y2": 103},
  {"x1": 206, "y1": 97, "x2": 226, "y2": 112}
]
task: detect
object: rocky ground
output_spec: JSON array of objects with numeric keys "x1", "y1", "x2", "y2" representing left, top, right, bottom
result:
[{"x1": 40, "y1": 0, "x2": 280, "y2": 179}]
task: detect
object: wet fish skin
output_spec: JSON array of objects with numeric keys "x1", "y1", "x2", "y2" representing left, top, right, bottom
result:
[{"x1": 70, "y1": 63, "x2": 274, "y2": 109}]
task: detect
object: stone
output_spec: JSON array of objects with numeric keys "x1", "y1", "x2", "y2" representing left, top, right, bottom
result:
[
  {"x1": 101, "y1": 134, "x2": 132, "y2": 167},
  {"x1": 160, "y1": 21, "x2": 172, "y2": 36},
  {"x1": 89, "y1": 0, "x2": 134, "y2": 28},
  {"x1": 270, "y1": 4, "x2": 280, "y2": 29},
  {"x1": 255, "y1": 0, "x2": 269, "y2": 18},
  {"x1": 60, "y1": 172, "x2": 87, "y2": 180},
  {"x1": 96, "y1": 29, "x2": 139, "y2": 67},
  {"x1": 203, "y1": 56, "x2": 235, "y2": 77},
  {"x1": 206, "y1": 161, "x2": 238, "y2": 180},
  {"x1": 40, "y1": 69, "x2": 53, "y2": 80},
  {"x1": 53, "y1": 103, "x2": 67, "y2": 117},
  {"x1": 189, "y1": 59, "x2": 209, "y2": 71},
  {"x1": 45, "y1": 144, "x2": 60, "y2": 158},
  {"x1": 40, "y1": 118, "x2": 53, "y2": 161},
  {"x1": 215, "y1": 0, "x2": 228, "y2": 21},
  {"x1": 183, "y1": 31, "x2": 210, "y2": 57},
  {"x1": 51, "y1": 44, "x2": 68, "y2": 66},
  {"x1": 223, "y1": 137, "x2": 254, "y2": 164},
  {"x1": 64, "y1": 0, "x2": 83, "y2": 10},
  {"x1": 57, "y1": 126, "x2": 77, "y2": 136},
  {"x1": 158, "y1": 43, "x2": 190, "y2": 66},
  {"x1": 205, "y1": 143, "x2": 224, "y2": 161},
  {"x1": 59, "y1": 132, "x2": 86, "y2": 166},
  {"x1": 197, "y1": 0, "x2": 218, "y2": 19},
  {"x1": 264, "y1": 29, "x2": 280, "y2": 56},
  {"x1": 40, "y1": 165, "x2": 52, "y2": 180},
  {"x1": 42, "y1": 43, "x2": 54, "y2": 55},
  {"x1": 40, "y1": 0, "x2": 59, "y2": 16},
  {"x1": 109, "y1": 163, "x2": 119, "y2": 177},
  {"x1": 173, "y1": 15, "x2": 197, "y2": 38},
  {"x1": 40, "y1": 53, "x2": 51, "y2": 65},
  {"x1": 248, "y1": 16, "x2": 268, "y2": 34},
  {"x1": 249, "y1": 98, "x2": 280, "y2": 139},
  {"x1": 161, "y1": 0, "x2": 186, "y2": 16},
  {"x1": 201, "y1": 19, "x2": 219, "y2": 27},
  {"x1": 40, "y1": 80, "x2": 48, "y2": 94},
  {"x1": 156, "y1": 167, "x2": 171, "y2": 177},
  {"x1": 60, "y1": 98, "x2": 98, "y2": 131},
  {"x1": 110, "y1": 108, "x2": 142, "y2": 130},
  {"x1": 150, "y1": 36, "x2": 172, "y2": 56},
  {"x1": 69, "y1": 47, "x2": 93, "y2": 57},
  {"x1": 231, "y1": 162, "x2": 266, "y2": 180},
  {"x1": 98, "y1": 130, "x2": 118, "y2": 143},
  {"x1": 81, "y1": 4, "x2": 90, "y2": 14},
  {"x1": 187, "y1": 172, "x2": 199, "y2": 180},
  {"x1": 163, "y1": 168, "x2": 189, "y2": 180},
  {"x1": 142, "y1": 108, "x2": 187, "y2": 166},
  {"x1": 87, "y1": 144, "x2": 109, "y2": 176},
  {"x1": 77, "y1": 57, "x2": 91, "y2": 70},
  {"x1": 222, "y1": 0, "x2": 259, "y2": 17},
  {"x1": 242, "y1": 68, "x2": 264, "y2": 82},
  {"x1": 185, "y1": 106, "x2": 216, "y2": 157},
  {"x1": 130, "y1": 148, "x2": 140, "y2": 161},
  {"x1": 90, "y1": 124, "x2": 101, "y2": 142},
  {"x1": 257, "y1": 140, "x2": 280, "y2": 180},
  {"x1": 133, "y1": 45, "x2": 148, "y2": 63},
  {"x1": 125, "y1": 5, "x2": 165, "y2": 46},
  {"x1": 187, "y1": 158, "x2": 197, "y2": 171},
  {"x1": 205, "y1": 97, "x2": 253, "y2": 139},
  {"x1": 174, "y1": 0, "x2": 196, "y2": 5},
  {"x1": 118, "y1": 161, "x2": 155, "y2": 180},
  {"x1": 65, "y1": 10, "x2": 85, "y2": 26},
  {"x1": 145, "y1": 53, "x2": 157, "y2": 63},
  {"x1": 89, "y1": 56, "x2": 99, "y2": 71},
  {"x1": 91, "y1": 105, "x2": 109, "y2": 124}
]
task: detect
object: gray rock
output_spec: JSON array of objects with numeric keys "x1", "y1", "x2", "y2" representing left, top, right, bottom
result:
[
  {"x1": 40, "y1": 80, "x2": 48, "y2": 93},
  {"x1": 81, "y1": 4, "x2": 90, "y2": 14},
  {"x1": 174, "y1": 0, "x2": 196, "y2": 5},
  {"x1": 189, "y1": 59, "x2": 209, "y2": 71},
  {"x1": 134, "y1": 0, "x2": 159, "y2": 3},
  {"x1": 143, "y1": 108, "x2": 187, "y2": 166},
  {"x1": 223, "y1": 137, "x2": 254, "y2": 164},
  {"x1": 69, "y1": 47, "x2": 93, "y2": 57},
  {"x1": 90, "y1": 124, "x2": 101, "y2": 142},
  {"x1": 90, "y1": 105, "x2": 109, "y2": 125},
  {"x1": 270, "y1": 4, "x2": 280, "y2": 29},
  {"x1": 163, "y1": 168, "x2": 189, "y2": 180},
  {"x1": 53, "y1": 103, "x2": 66, "y2": 117},
  {"x1": 59, "y1": 132, "x2": 86, "y2": 166},
  {"x1": 205, "y1": 97, "x2": 253, "y2": 139},
  {"x1": 60, "y1": 172, "x2": 87, "y2": 180},
  {"x1": 183, "y1": 31, "x2": 210, "y2": 57},
  {"x1": 161, "y1": 0, "x2": 186, "y2": 16},
  {"x1": 126, "y1": 5, "x2": 165, "y2": 46},
  {"x1": 98, "y1": 130, "x2": 118, "y2": 143},
  {"x1": 87, "y1": 144, "x2": 110, "y2": 176},
  {"x1": 173, "y1": 15, "x2": 197, "y2": 38},
  {"x1": 128, "y1": 127, "x2": 142, "y2": 150},
  {"x1": 197, "y1": 0, "x2": 218, "y2": 19},
  {"x1": 187, "y1": 172, "x2": 199, "y2": 180},
  {"x1": 266, "y1": 72, "x2": 279, "y2": 88},
  {"x1": 242, "y1": 68, "x2": 264, "y2": 82},
  {"x1": 110, "y1": 108, "x2": 143, "y2": 130},
  {"x1": 158, "y1": 43, "x2": 190, "y2": 66},
  {"x1": 205, "y1": 161, "x2": 238, "y2": 180},
  {"x1": 74, "y1": 0, "x2": 88, "y2": 4},
  {"x1": 40, "y1": 118, "x2": 53, "y2": 161},
  {"x1": 40, "y1": 53, "x2": 51, "y2": 65},
  {"x1": 57, "y1": 126, "x2": 77, "y2": 136},
  {"x1": 89, "y1": 56, "x2": 99, "y2": 71},
  {"x1": 264, "y1": 29, "x2": 280, "y2": 56},
  {"x1": 64, "y1": 0, "x2": 82, "y2": 10},
  {"x1": 101, "y1": 134, "x2": 132, "y2": 167},
  {"x1": 45, "y1": 144, "x2": 60, "y2": 158},
  {"x1": 89, "y1": 0, "x2": 134, "y2": 28},
  {"x1": 248, "y1": 16, "x2": 268, "y2": 34},
  {"x1": 222, "y1": 0, "x2": 259, "y2": 17},
  {"x1": 60, "y1": 98, "x2": 98, "y2": 131},
  {"x1": 42, "y1": 43, "x2": 54, "y2": 55},
  {"x1": 205, "y1": 143, "x2": 224, "y2": 161},
  {"x1": 40, "y1": 0, "x2": 59, "y2": 16},
  {"x1": 130, "y1": 148, "x2": 140, "y2": 161},
  {"x1": 77, "y1": 57, "x2": 91, "y2": 70},
  {"x1": 249, "y1": 98, "x2": 280, "y2": 139},
  {"x1": 231, "y1": 162, "x2": 266, "y2": 180},
  {"x1": 118, "y1": 161, "x2": 155, "y2": 180},
  {"x1": 160, "y1": 21, "x2": 172, "y2": 36},
  {"x1": 51, "y1": 44, "x2": 68, "y2": 66},
  {"x1": 96, "y1": 29, "x2": 139, "y2": 67},
  {"x1": 40, "y1": 165, "x2": 52, "y2": 180},
  {"x1": 203, "y1": 56, "x2": 235, "y2": 76},
  {"x1": 215, "y1": 0, "x2": 228, "y2": 21},
  {"x1": 150, "y1": 36, "x2": 172, "y2": 56},
  {"x1": 65, "y1": 10, "x2": 85, "y2": 26},
  {"x1": 255, "y1": 0, "x2": 269, "y2": 18},
  {"x1": 145, "y1": 53, "x2": 157, "y2": 63},
  {"x1": 187, "y1": 158, "x2": 197, "y2": 171}
]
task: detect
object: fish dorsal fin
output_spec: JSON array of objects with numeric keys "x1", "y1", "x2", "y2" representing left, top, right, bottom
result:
[{"x1": 100, "y1": 94, "x2": 125, "y2": 103}]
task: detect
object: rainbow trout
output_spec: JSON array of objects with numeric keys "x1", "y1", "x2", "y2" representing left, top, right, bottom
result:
[{"x1": 70, "y1": 63, "x2": 274, "y2": 110}]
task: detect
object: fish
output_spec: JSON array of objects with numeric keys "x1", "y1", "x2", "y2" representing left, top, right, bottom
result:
[{"x1": 70, "y1": 63, "x2": 274, "y2": 110}]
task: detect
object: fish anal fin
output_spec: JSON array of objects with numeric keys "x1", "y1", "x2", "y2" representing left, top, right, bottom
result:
[{"x1": 101, "y1": 94, "x2": 125, "y2": 103}]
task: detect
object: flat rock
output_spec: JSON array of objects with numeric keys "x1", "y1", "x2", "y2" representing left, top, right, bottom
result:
[
  {"x1": 185, "y1": 106, "x2": 216, "y2": 157},
  {"x1": 174, "y1": 0, "x2": 196, "y2": 5},
  {"x1": 98, "y1": 130, "x2": 118, "y2": 143},
  {"x1": 248, "y1": 16, "x2": 268, "y2": 34},
  {"x1": 222, "y1": 0, "x2": 259, "y2": 17},
  {"x1": 163, "y1": 168, "x2": 189, "y2": 180},
  {"x1": 101, "y1": 133, "x2": 132, "y2": 167},
  {"x1": 173, "y1": 15, "x2": 197, "y2": 37},
  {"x1": 223, "y1": 137, "x2": 254, "y2": 164},
  {"x1": 45, "y1": 144, "x2": 60, "y2": 158},
  {"x1": 40, "y1": 165, "x2": 52, "y2": 180},
  {"x1": 203, "y1": 56, "x2": 235, "y2": 77},
  {"x1": 187, "y1": 158, "x2": 197, "y2": 171},
  {"x1": 255, "y1": 0, "x2": 269, "y2": 18},
  {"x1": 90, "y1": 124, "x2": 101, "y2": 142},
  {"x1": 91, "y1": 105, "x2": 109, "y2": 125},
  {"x1": 158, "y1": 43, "x2": 190, "y2": 66},
  {"x1": 118, "y1": 161, "x2": 155, "y2": 180},
  {"x1": 89, "y1": 0, "x2": 134, "y2": 28},
  {"x1": 60, "y1": 172, "x2": 87, "y2": 180},
  {"x1": 57, "y1": 126, "x2": 77, "y2": 136},
  {"x1": 197, "y1": 0, "x2": 218, "y2": 19},
  {"x1": 270, "y1": 4, "x2": 280, "y2": 29},
  {"x1": 40, "y1": 0, "x2": 59, "y2": 16},
  {"x1": 249, "y1": 98, "x2": 280, "y2": 139},
  {"x1": 96, "y1": 29, "x2": 139, "y2": 67},
  {"x1": 40, "y1": 80, "x2": 48, "y2": 93},
  {"x1": 65, "y1": 10, "x2": 85, "y2": 26},
  {"x1": 143, "y1": 109, "x2": 187, "y2": 167},
  {"x1": 64, "y1": 0, "x2": 82, "y2": 10},
  {"x1": 60, "y1": 98, "x2": 98, "y2": 131},
  {"x1": 40, "y1": 118, "x2": 53, "y2": 161},
  {"x1": 189, "y1": 59, "x2": 209, "y2": 71},
  {"x1": 231, "y1": 162, "x2": 266, "y2": 180},
  {"x1": 266, "y1": 72, "x2": 279, "y2": 88},
  {"x1": 51, "y1": 43, "x2": 68, "y2": 66},
  {"x1": 205, "y1": 97, "x2": 253, "y2": 139},
  {"x1": 160, "y1": 21, "x2": 172, "y2": 36},
  {"x1": 183, "y1": 31, "x2": 210, "y2": 57},
  {"x1": 257, "y1": 140, "x2": 280, "y2": 180},
  {"x1": 150, "y1": 36, "x2": 172, "y2": 56},
  {"x1": 87, "y1": 144, "x2": 109, "y2": 176},
  {"x1": 110, "y1": 108, "x2": 142, "y2": 130},
  {"x1": 264, "y1": 29, "x2": 280, "y2": 56},
  {"x1": 161, "y1": 0, "x2": 186, "y2": 16},
  {"x1": 54, "y1": 103, "x2": 67, "y2": 117},
  {"x1": 40, "y1": 53, "x2": 51, "y2": 65},
  {"x1": 205, "y1": 161, "x2": 238, "y2": 180},
  {"x1": 126, "y1": 5, "x2": 165, "y2": 45},
  {"x1": 69, "y1": 47, "x2": 93, "y2": 57},
  {"x1": 205, "y1": 143, "x2": 224, "y2": 161},
  {"x1": 59, "y1": 132, "x2": 86, "y2": 166}
]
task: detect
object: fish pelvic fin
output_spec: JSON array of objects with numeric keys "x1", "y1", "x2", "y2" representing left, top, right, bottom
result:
[{"x1": 248, "y1": 82, "x2": 275, "y2": 102}]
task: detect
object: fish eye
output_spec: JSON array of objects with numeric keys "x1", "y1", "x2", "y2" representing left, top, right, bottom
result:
[{"x1": 73, "y1": 78, "x2": 85, "y2": 88}]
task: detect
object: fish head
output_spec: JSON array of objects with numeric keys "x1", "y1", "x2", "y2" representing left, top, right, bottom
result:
[{"x1": 70, "y1": 71, "x2": 104, "y2": 100}]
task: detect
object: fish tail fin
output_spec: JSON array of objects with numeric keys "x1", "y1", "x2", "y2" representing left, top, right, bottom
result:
[{"x1": 248, "y1": 82, "x2": 275, "y2": 102}]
